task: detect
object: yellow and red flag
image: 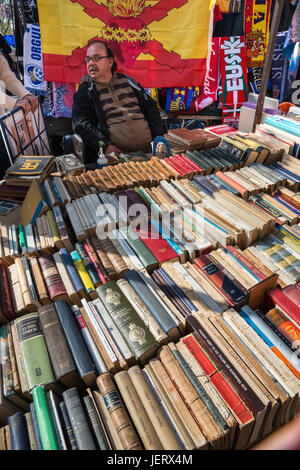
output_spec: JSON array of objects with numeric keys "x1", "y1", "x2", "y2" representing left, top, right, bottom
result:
[{"x1": 36, "y1": 0, "x2": 212, "y2": 87}]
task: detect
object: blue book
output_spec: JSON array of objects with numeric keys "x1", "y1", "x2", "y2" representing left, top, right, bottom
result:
[
  {"x1": 158, "y1": 267, "x2": 198, "y2": 312},
  {"x1": 30, "y1": 402, "x2": 43, "y2": 450},
  {"x1": 54, "y1": 300, "x2": 96, "y2": 387},
  {"x1": 270, "y1": 163, "x2": 300, "y2": 182},
  {"x1": 8, "y1": 411, "x2": 30, "y2": 450},
  {"x1": 59, "y1": 401, "x2": 78, "y2": 450},
  {"x1": 51, "y1": 178, "x2": 63, "y2": 204},
  {"x1": 60, "y1": 247, "x2": 84, "y2": 293},
  {"x1": 125, "y1": 270, "x2": 178, "y2": 336},
  {"x1": 273, "y1": 196, "x2": 300, "y2": 216}
]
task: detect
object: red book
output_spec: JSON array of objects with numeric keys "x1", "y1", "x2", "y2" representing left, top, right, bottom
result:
[
  {"x1": 267, "y1": 288, "x2": 300, "y2": 328},
  {"x1": 174, "y1": 155, "x2": 197, "y2": 173},
  {"x1": 194, "y1": 255, "x2": 248, "y2": 308},
  {"x1": 183, "y1": 334, "x2": 253, "y2": 424},
  {"x1": 282, "y1": 283, "x2": 300, "y2": 308},
  {"x1": 179, "y1": 154, "x2": 203, "y2": 172},
  {"x1": 205, "y1": 124, "x2": 237, "y2": 135},
  {"x1": 0, "y1": 263, "x2": 15, "y2": 321},
  {"x1": 225, "y1": 246, "x2": 266, "y2": 280},
  {"x1": 164, "y1": 159, "x2": 186, "y2": 176},
  {"x1": 168, "y1": 157, "x2": 192, "y2": 175},
  {"x1": 136, "y1": 223, "x2": 178, "y2": 264}
]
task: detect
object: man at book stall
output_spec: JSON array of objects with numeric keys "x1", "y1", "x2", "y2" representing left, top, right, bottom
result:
[
  {"x1": 0, "y1": 52, "x2": 38, "y2": 178},
  {"x1": 72, "y1": 40, "x2": 165, "y2": 164}
]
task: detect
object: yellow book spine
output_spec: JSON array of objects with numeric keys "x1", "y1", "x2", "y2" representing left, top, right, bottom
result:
[
  {"x1": 46, "y1": 211, "x2": 60, "y2": 244},
  {"x1": 71, "y1": 251, "x2": 95, "y2": 293}
]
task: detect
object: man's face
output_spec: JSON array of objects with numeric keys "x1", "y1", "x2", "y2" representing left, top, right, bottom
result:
[{"x1": 86, "y1": 43, "x2": 114, "y2": 81}]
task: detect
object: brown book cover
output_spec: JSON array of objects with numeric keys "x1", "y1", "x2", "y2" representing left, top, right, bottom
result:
[
  {"x1": 38, "y1": 304, "x2": 80, "y2": 388},
  {"x1": 96, "y1": 373, "x2": 143, "y2": 450},
  {"x1": 38, "y1": 255, "x2": 68, "y2": 301}
]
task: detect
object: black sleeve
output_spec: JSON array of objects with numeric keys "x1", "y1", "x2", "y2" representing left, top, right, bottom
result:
[
  {"x1": 136, "y1": 89, "x2": 165, "y2": 138},
  {"x1": 72, "y1": 86, "x2": 112, "y2": 151}
]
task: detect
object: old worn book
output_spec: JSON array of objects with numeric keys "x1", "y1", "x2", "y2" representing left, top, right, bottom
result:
[
  {"x1": 0, "y1": 264, "x2": 15, "y2": 322},
  {"x1": 83, "y1": 395, "x2": 110, "y2": 450},
  {"x1": 24, "y1": 412, "x2": 38, "y2": 450},
  {"x1": 14, "y1": 312, "x2": 55, "y2": 391},
  {"x1": 28, "y1": 256, "x2": 50, "y2": 305},
  {"x1": 127, "y1": 365, "x2": 182, "y2": 450},
  {"x1": 59, "y1": 401, "x2": 78, "y2": 450},
  {"x1": 6, "y1": 324, "x2": 21, "y2": 394},
  {"x1": 62, "y1": 388, "x2": 96, "y2": 450},
  {"x1": 54, "y1": 299, "x2": 97, "y2": 387},
  {"x1": 96, "y1": 281, "x2": 158, "y2": 364},
  {"x1": 89, "y1": 236, "x2": 116, "y2": 279},
  {"x1": 147, "y1": 357, "x2": 208, "y2": 450},
  {"x1": 53, "y1": 251, "x2": 81, "y2": 305},
  {"x1": 38, "y1": 255, "x2": 68, "y2": 302},
  {"x1": 158, "y1": 344, "x2": 226, "y2": 449},
  {"x1": 92, "y1": 389, "x2": 123, "y2": 449},
  {"x1": 96, "y1": 373, "x2": 143, "y2": 450},
  {"x1": 7, "y1": 411, "x2": 30, "y2": 450},
  {"x1": 47, "y1": 390, "x2": 68, "y2": 450},
  {"x1": 7, "y1": 264, "x2": 25, "y2": 315},
  {"x1": 38, "y1": 304, "x2": 80, "y2": 388},
  {"x1": 114, "y1": 370, "x2": 163, "y2": 450}
]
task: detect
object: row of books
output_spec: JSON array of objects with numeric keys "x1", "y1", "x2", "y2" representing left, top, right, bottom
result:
[{"x1": 1, "y1": 296, "x2": 300, "y2": 450}]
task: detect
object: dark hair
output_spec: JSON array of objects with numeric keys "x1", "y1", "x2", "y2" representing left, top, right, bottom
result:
[{"x1": 87, "y1": 40, "x2": 117, "y2": 73}]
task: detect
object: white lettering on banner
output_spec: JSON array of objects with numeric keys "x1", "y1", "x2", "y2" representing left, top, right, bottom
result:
[{"x1": 221, "y1": 38, "x2": 245, "y2": 55}]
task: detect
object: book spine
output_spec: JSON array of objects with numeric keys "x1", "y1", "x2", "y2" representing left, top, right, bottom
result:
[
  {"x1": 24, "y1": 412, "x2": 37, "y2": 450},
  {"x1": 128, "y1": 365, "x2": 182, "y2": 450},
  {"x1": 15, "y1": 312, "x2": 55, "y2": 390},
  {"x1": 62, "y1": 387, "x2": 96, "y2": 450},
  {"x1": 70, "y1": 250, "x2": 95, "y2": 294},
  {"x1": 7, "y1": 412, "x2": 30, "y2": 450},
  {"x1": 32, "y1": 386, "x2": 60, "y2": 450},
  {"x1": 71, "y1": 305, "x2": 108, "y2": 375},
  {"x1": 25, "y1": 224, "x2": 36, "y2": 255},
  {"x1": 124, "y1": 270, "x2": 177, "y2": 335},
  {"x1": 38, "y1": 255, "x2": 67, "y2": 301},
  {"x1": 22, "y1": 256, "x2": 39, "y2": 305},
  {"x1": 114, "y1": 370, "x2": 163, "y2": 450},
  {"x1": 96, "y1": 281, "x2": 158, "y2": 362},
  {"x1": 266, "y1": 308, "x2": 300, "y2": 346},
  {"x1": 59, "y1": 401, "x2": 78, "y2": 450},
  {"x1": 83, "y1": 395, "x2": 110, "y2": 450},
  {"x1": 30, "y1": 402, "x2": 43, "y2": 450},
  {"x1": 54, "y1": 299, "x2": 96, "y2": 386},
  {"x1": 38, "y1": 303, "x2": 77, "y2": 383},
  {"x1": 59, "y1": 248, "x2": 84, "y2": 293},
  {"x1": 75, "y1": 242, "x2": 101, "y2": 286},
  {"x1": 7, "y1": 324, "x2": 20, "y2": 394},
  {"x1": 96, "y1": 372, "x2": 143, "y2": 450},
  {"x1": 0, "y1": 264, "x2": 15, "y2": 321},
  {"x1": 47, "y1": 391, "x2": 68, "y2": 450},
  {"x1": 83, "y1": 241, "x2": 107, "y2": 284}
]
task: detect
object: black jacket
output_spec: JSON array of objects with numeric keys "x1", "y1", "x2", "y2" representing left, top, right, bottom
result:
[{"x1": 72, "y1": 73, "x2": 165, "y2": 162}]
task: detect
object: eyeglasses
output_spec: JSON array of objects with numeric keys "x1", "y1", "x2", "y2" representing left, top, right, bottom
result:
[{"x1": 85, "y1": 55, "x2": 109, "y2": 63}]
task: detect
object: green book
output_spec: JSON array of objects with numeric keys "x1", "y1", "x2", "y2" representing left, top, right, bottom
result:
[
  {"x1": 118, "y1": 225, "x2": 158, "y2": 271},
  {"x1": 96, "y1": 281, "x2": 158, "y2": 364},
  {"x1": 15, "y1": 313, "x2": 55, "y2": 391},
  {"x1": 32, "y1": 386, "x2": 60, "y2": 450}
]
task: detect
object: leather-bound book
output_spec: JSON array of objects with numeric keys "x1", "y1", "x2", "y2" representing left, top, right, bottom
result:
[
  {"x1": 90, "y1": 236, "x2": 116, "y2": 279},
  {"x1": 15, "y1": 312, "x2": 55, "y2": 391},
  {"x1": 28, "y1": 256, "x2": 50, "y2": 305},
  {"x1": 38, "y1": 304, "x2": 80, "y2": 388},
  {"x1": 54, "y1": 299, "x2": 97, "y2": 387},
  {"x1": 38, "y1": 254, "x2": 68, "y2": 302},
  {"x1": 7, "y1": 411, "x2": 30, "y2": 450},
  {"x1": 96, "y1": 372, "x2": 143, "y2": 450},
  {"x1": 96, "y1": 281, "x2": 158, "y2": 364},
  {"x1": 0, "y1": 263, "x2": 15, "y2": 322},
  {"x1": 62, "y1": 388, "x2": 96, "y2": 450},
  {"x1": 99, "y1": 238, "x2": 128, "y2": 276}
]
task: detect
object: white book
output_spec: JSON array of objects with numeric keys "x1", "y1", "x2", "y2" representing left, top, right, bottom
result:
[
  {"x1": 173, "y1": 262, "x2": 225, "y2": 314},
  {"x1": 81, "y1": 298, "x2": 118, "y2": 364},
  {"x1": 44, "y1": 214, "x2": 53, "y2": 248},
  {"x1": 110, "y1": 230, "x2": 144, "y2": 271},
  {"x1": 66, "y1": 203, "x2": 85, "y2": 238},
  {"x1": 242, "y1": 305, "x2": 300, "y2": 373},
  {"x1": 53, "y1": 251, "x2": 76, "y2": 297},
  {"x1": 73, "y1": 199, "x2": 88, "y2": 231},
  {"x1": 160, "y1": 180, "x2": 191, "y2": 209},
  {"x1": 25, "y1": 224, "x2": 36, "y2": 254},
  {"x1": 92, "y1": 298, "x2": 132, "y2": 361},
  {"x1": 81, "y1": 197, "x2": 96, "y2": 228},
  {"x1": 44, "y1": 179, "x2": 55, "y2": 207},
  {"x1": 171, "y1": 180, "x2": 198, "y2": 205}
]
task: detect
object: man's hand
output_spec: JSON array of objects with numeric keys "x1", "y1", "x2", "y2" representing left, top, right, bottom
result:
[
  {"x1": 105, "y1": 144, "x2": 121, "y2": 157},
  {"x1": 14, "y1": 99, "x2": 31, "y2": 115},
  {"x1": 22, "y1": 94, "x2": 39, "y2": 113}
]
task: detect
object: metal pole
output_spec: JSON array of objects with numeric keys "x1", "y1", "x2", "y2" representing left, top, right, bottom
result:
[{"x1": 252, "y1": 0, "x2": 285, "y2": 132}]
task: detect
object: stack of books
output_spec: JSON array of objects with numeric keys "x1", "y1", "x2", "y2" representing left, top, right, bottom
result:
[
  {"x1": 4, "y1": 156, "x2": 55, "y2": 188},
  {"x1": 164, "y1": 128, "x2": 221, "y2": 152}
]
